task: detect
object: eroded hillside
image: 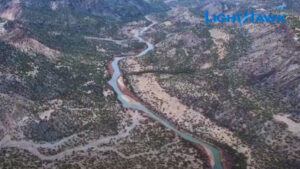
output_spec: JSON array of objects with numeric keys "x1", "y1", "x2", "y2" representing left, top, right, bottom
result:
[
  {"x1": 1, "y1": 0, "x2": 300, "y2": 169},
  {"x1": 121, "y1": 1, "x2": 300, "y2": 168}
]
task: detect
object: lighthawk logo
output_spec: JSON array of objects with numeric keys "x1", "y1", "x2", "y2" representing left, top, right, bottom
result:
[
  {"x1": 205, "y1": 11, "x2": 286, "y2": 24},
  {"x1": 205, "y1": 3, "x2": 287, "y2": 25}
]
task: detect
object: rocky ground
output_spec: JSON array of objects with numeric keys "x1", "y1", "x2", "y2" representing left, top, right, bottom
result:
[
  {"x1": 121, "y1": 1, "x2": 300, "y2": 169},
  {"x1": 0, "y1": 0, "x2": 214, "y2": 168},
  {"x1": 1, "y1": 0, "x2": 300, "y2": 169},
  {"x1": 0, "y1": 92, "x2": 209, "y2": 169}
]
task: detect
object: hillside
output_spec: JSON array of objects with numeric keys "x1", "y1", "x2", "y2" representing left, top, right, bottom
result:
[{"x1": 1, "y1": 0, "x2": 300, "y2": 169}]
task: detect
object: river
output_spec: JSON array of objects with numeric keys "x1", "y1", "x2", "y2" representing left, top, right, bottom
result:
[{"x1": 108, "y1": 16, "x2": 223, "y2": 169}]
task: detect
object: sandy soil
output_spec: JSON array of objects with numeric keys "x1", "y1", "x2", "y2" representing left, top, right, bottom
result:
[
  {"x1": 200, "y1": 62, "x2": 213, "y2": 69},
  {"x1": 209, "y1": 29, "x2": 230, "y2": 60},
  {"x1": 12, "y1": 38, "x2": 61, "y2": 63},
  {"x1": 274, "y1": 114, "x2": 300, "y2": 137},
  {"x1": 0, "y1": 0, "x2": 22, "y2": 21},
  {"x1": 117, "y1": 76, "x2": 140, "y2": 104},
  {"x1": 108, "y1": 61, "x2": 114, "y2": 75},
  {"x1": 110, "y1": 60, "x2": 216, "y2": 169},
  {"x1": 39, "y1": 109, "x2": 55, "y2": 121},
  {"x1": 124, "y1": 58, "x2": 255, "y2": 168}
]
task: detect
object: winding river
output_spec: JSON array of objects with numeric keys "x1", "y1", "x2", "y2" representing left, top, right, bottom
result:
[{"x1": 108, "y1": 16, "x2": 223, "y2": 169}]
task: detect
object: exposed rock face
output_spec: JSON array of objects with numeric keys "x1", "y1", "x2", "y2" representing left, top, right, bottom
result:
[
  {"x1": 0, "y1": 22, "x2": 61, "y2": 63},
  {"x1": 12, "y1": 38, "x2": 61, "y2": 63},
  {"x1": 237, "y1": 23, "x2": 300, "y2": 109},
  {"x1": 122, "y1": 1, "x2": 300, "y2": 168},
  {"x1": 0, "y1": 1, "x2": 214, "y2": 168},
  {"x1": 1, "y1": 0, "x2": 300, "y2": 168},
  {"x1": 0, "y1": 0, "x2": 22, "y2": 21},
  {"x1": 19, "y1": 0, "x2": 169, "y2": 20},
  {"x1": 0, "y1": 0, "x2": 170, "y2": 64}
]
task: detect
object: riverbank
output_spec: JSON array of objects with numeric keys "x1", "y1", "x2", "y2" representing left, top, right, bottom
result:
[
  {"x1": 105, "y1": 14, "x2": 238, "y2": 168},
  {"x1": 122, "y1": 58, "x2": 253, "y2": 168},
  {"x1": 109, "y1": 59, "x2": 219, "y2": 168}
]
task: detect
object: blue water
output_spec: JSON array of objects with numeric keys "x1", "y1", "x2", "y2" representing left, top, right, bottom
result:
[{"x1": 108, "y1": 16, "x2": 223, "y2": 169}]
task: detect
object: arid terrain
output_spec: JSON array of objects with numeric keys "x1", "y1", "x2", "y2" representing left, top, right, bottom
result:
[{"x1": 0, "y1": 0, "x2": 300, "y2": 169}]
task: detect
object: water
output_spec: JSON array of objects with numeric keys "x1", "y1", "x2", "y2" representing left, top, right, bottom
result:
[{"x1": 108, "y1": 16, "x2": 223, "y2": 169}]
